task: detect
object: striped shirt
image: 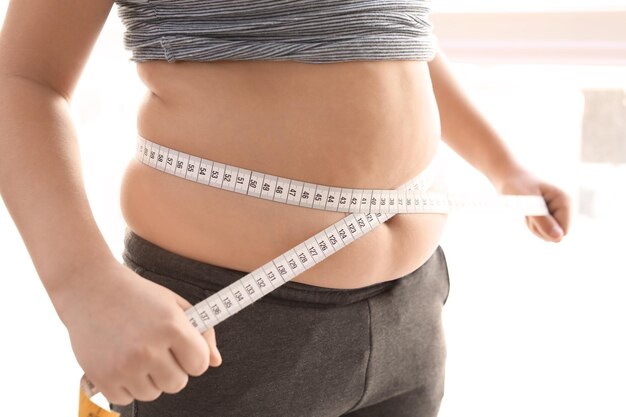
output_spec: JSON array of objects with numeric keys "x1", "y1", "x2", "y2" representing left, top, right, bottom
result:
[{"x1": 113, "y1": 0, "x2": 437, "y2": 64}]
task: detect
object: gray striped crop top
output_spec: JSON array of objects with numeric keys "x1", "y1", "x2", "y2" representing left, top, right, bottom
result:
[{"x1": 113, "y1": 0, "x2": 437, "y2": 64}]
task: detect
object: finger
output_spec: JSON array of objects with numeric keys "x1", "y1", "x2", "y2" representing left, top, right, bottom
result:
[
  {"x1": 201, "y1": 327, "x2": 223, "y2": 367},
  {"x1": 98, "y1": 383, "x2": 134, "y2": 407},
  {"x1": 529, "y1": 212, "x2": 563, "y2": 241},
  {"x1": 547, "y1": 193, "x2": 572, "y2": 236},
  {"x1": 167, "y1": 290, "x2": 212, "y2": 376},
  {"x1": 540, "y1": 184, "x2": 572, "y2": 235},
  {"x1": 172, "y1": 291, "x2": 193, "y2": 311},
  {"x1": 124, "y1": 374, "x2": 162, "y2": 402},
  {"x1": 528, "y1": 214, "x2": 557, "y2": 242},
  {"x1": 148, "y1": 350, "x2": 190, "y2": 394},
  {"x1": 527, "y1": 217, "x2": 548, "y2": 241},
  {"x1": 528, "y1": 216, "x2": 550, "y2": 240},
  {"x1": 170, "y1": 329, "x2": 210, "y2": 377},
  {"x1": 534, "y1": 215, "x2": 561, "y2": 241}
]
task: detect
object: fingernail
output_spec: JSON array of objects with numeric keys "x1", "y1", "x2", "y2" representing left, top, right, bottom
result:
[{"x1": 549, "y1": 226, "x2": 563, "y2": 238}]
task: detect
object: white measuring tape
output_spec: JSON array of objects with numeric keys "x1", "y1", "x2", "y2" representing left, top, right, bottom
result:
[
  {"x1": 132, "y1": 135, "x2": 548, "y2": 332},
  {"x1": 79, "y1": 134, "x2": 549, "y2": 404}
]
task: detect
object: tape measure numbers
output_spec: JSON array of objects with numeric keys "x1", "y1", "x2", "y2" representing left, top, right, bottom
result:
[{"x1": 78, "y1": 134, "x2": 549, "y2": 414}]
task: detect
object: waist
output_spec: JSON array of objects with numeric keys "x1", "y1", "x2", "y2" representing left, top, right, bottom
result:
[{"x1": 120, "y1": 59, "x2": 448, "y2": 289}]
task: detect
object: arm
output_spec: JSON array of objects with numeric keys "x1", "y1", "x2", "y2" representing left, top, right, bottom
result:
[
  {"x1": 427, "y1": 47, "x2": 572, "y2": 241},
  {"x1": 0, "y1": 0, "x2": 116, "y2": 301},
  {"x1": 0, "y1": 0, "x2": 219, "y2": 406},
  {"x1": 428, "y1": 48, "x2": 523, "y2": 189}
]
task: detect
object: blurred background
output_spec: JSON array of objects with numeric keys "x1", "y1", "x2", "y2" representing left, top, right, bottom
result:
[{"x1": 1, "y1": 1, "x2": 624, "y2": 416}]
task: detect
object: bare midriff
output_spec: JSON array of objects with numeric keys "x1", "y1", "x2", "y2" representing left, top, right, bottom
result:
[{"x1": 119, "y1": 59, "x2": 448, "y2": 289}]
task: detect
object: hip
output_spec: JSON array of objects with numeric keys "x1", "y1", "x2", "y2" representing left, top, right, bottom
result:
[{"x1": 112, "y1": 228, "x2": 450, "y2": 416}]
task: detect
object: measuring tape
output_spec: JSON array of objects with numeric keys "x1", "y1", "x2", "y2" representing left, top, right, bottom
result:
[{"x1": 78, "y1": 134, "x2": 549, "y2": 415}]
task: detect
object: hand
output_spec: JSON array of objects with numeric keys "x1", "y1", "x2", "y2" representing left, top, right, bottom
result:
[
  {"x1": 493, "y1": 168, "x2": 572, "y2": 242},
  {"x1": 51, "y1": 260, "x2": 222, "y2": 406}
]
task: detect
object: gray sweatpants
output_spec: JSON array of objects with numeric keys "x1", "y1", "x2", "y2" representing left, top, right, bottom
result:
[{"x1": 110, "y1": 229, "x2": 451, "y2": 417}]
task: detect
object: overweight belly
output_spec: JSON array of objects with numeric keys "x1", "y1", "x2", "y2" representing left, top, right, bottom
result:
[{"x1": 120, "y1": 59, "x2": 448, "y2": 289}]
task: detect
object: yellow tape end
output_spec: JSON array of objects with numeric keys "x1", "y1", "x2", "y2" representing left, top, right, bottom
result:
[{"x1": 78, "y1": 383, "x2": 120, "y2": 417}]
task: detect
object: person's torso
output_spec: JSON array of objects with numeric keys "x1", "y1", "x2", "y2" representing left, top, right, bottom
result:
[{"x1": 116, "y1": 1, "x2": 448, "y2": 289}]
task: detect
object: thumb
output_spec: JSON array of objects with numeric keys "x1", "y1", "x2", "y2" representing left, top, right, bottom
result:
[
  {"x1": 167, "y1": 288, "x2": 223, "y2": 366},
  {"x1": 202, "y1": 328, "x2": 223, "y2": 367},
  {"x1": 172, "y1": 292, "x2": 193, "y2": 310},
  {"x1": 529, "y1": 213, "x2": 563, "y2": 241}
]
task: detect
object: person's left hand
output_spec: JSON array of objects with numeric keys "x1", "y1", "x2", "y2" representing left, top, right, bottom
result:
[{"x1": 493, "y1": 168, "x2": 572, "y2": 242}]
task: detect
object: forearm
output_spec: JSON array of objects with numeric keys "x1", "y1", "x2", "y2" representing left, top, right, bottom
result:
[
  {"x1": 0, "y1": 75, "x2": 116, "y2": 301},
  {"x1": 428, "y1": 47, "x2": 526, "y2": 189}
]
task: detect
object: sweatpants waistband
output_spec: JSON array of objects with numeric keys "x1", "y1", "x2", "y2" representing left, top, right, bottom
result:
[{"x1": 121, "y1": 228, "x2": 403, "y2": 307}]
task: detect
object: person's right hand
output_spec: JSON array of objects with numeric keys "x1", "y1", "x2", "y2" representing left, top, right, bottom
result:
[{"x1": 51, "y1": 259, "x2": 222, "y2": 406}]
